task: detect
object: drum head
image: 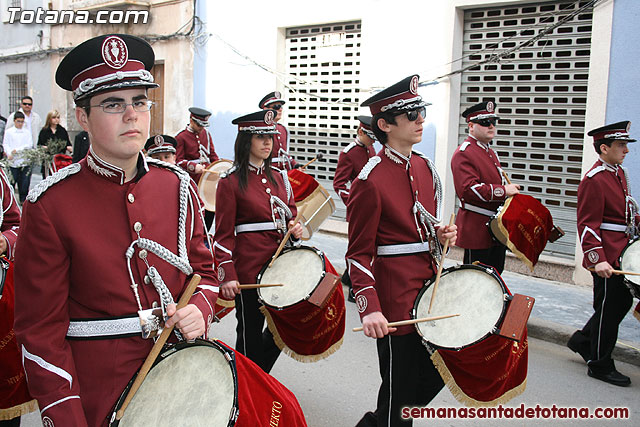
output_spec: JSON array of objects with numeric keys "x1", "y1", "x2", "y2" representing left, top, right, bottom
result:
[
  {"x1": 116, "y1": 340, "x2": 237, "y2": 427},
  {"x1": 198, "y1": 160, "x2": 233, "y2": 212},
  {"x1": 621, "y1": 239, "x2": 640, "y2": 287},
  {"x1": 297, "y1": 185, "x2": 336, "y2": 240},
  {"x1": 258, "y1": 247, "x2": 324, "y2": 308},
  {"x1": 414, "y1": 265, "x2": 507, "y2": 350}
]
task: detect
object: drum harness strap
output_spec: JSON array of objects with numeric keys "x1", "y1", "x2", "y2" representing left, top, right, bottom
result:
[{"x1": 621, "y1": 166, "x2": 639, "y2": 237}]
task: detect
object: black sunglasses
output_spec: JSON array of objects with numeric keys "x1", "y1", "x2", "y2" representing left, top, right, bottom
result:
[
  {"x1": 395, "y1": 107, "x2": 426, "y2": 122},
  {"x1": 473, "y1": 118, "x2": 497, "y2": 127},
  {"x1": 270, "y1": 104, "x2": 283, "y2": 111},
  {"x1": 22, "y1": 102, "x2": 32, "y2": 106}
]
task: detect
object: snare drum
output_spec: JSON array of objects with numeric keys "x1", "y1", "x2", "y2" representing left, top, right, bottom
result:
[
  {"x1": 257, "y1": 246, "x2": 344, "y2": 361},
  {"x1": 413, "y1": 264, "x2": 529, "y2": 406},
  {"x1": 198, "y1": 159, "x2": 234, "y2": 212},
  {"x1": 413, "y1": 264, "x2": 509, "y2": 350},
  {"x1": 111, "y1": 340, "x2": 238, "y2": 426},
  {"x1": 287, "y1": 169, "x2": 336, "y2": 240},
  {"x1": 620, "y1": 238, "x2": 640, "y2": 299}
]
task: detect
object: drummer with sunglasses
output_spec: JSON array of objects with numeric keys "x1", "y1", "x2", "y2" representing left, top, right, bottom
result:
[
  {"x1": 259, "y1": 92, "x2": 299, "y2": 170},
  {"x1": 13, "y1": 35, "x2": 219, "y2": 427},
  {"x1": 450, "y1": 101, "x2": 520, "y2": 273},
  {"x1": 568, "y1": 121, "x2": 639, "y2": 387},
  {"x1": 346, "y1": 75, "x2": 457, "y2": 427},
  {"x1": 214, "y1": 110, "x2": 303, "y2": 373}
]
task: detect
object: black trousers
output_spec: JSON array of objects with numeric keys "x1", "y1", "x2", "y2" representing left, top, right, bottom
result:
[
  {"x1": 463, "y1": 245, "x2": 506, "y2": 274},
  {"x1": 0, "y1": 417, "x2": 20, "y2": 426},
  {"x1": 204, "y1": 210, "x2": 215, "y2": 233},
  {"x1": 234, "y1": 288, "x2": 281, "y2": 373},
  {"x1": 571, "y1": 273, "x2": 633, "y2": 373},
  {"x1": 359, "y1": 333, "x2": 444, "y2": 427}
]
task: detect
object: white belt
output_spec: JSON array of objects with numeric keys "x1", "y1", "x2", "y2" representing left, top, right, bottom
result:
[
  {"x1": 600, "y1": 222, "x2": 627, "y2": 232},
  {"x1": 377, "y1": 242, "x2": 430, "y2": 256},
  {"x1": 67, "y1": 317, "x2": 141, "y2": 338},
  {"x1": 461, "y1": 202, "x2": 497, "y2": 217},
  {"x1": 272, "y1": 156, "x2": 289, "y2": 163},
  {"x1": 235, "y1": 222, "x2": 277, "y2": 233}
]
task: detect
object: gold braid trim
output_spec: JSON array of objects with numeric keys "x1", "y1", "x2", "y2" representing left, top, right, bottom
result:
[
  {"x1": 216, "y1": 298, "x2": 235, "y2": 308},
  {"x1": 0, "y1": 399, "x2": 38, "y2": 420},
  {"x1": 430, "y1": 351, "x2": 527, "y2": 407},
  {"x1": 260, "y1": 306, "x2": 344, "y2": 363}
]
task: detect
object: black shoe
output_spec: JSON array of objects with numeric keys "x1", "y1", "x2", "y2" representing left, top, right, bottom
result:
[
  {"x1": 587, "y1": 368, "x2": 631, "y2": 387},
  {"x1": 567, "y1": 331, "x2": 590, "y2": 363},
  {"x1": 348, "y1": 288, "x2": 355, "y2": 303},
  {"x1": 355, "y1": 411, "x2": 377, "y2": 427}
]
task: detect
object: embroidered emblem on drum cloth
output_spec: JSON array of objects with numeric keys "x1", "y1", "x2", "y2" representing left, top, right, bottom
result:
[
  {"x1": 217, "y1": 266, "x2": 225, "y2": 281},
  {"x1": 87, "y1": 155, "x2": 116, "y2": 178},
  {"x1": 356, "y1": 295, "x2": 368, "y2": 313},
  {"x1": 42, "y1": 417, "x2": 55, "y2": 427},
  {"x1": 358, "y1": 156, "x2": 381, "y2": 180},
  {"x1": 588, "y1": 251, "x2": 599, "y2": 264},
  {"x1": 494, "y1": 187, "x2": 504, "y2": 198},
  {"x1": 325, "y1": 303, "x2": 337, "y2": 320}
]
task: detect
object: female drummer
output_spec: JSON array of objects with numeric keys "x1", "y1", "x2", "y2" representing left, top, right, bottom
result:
[{"x1": 214, "y1": 110, "x2": 303, "y2": 373}]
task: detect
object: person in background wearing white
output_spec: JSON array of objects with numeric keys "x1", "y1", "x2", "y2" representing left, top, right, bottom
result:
[
  {"x1": 6, "y1": 96, "x2": 41, "y2": 149},
  {"x1": 3, "y1": 112, "x2": 33, "y2": 204}
]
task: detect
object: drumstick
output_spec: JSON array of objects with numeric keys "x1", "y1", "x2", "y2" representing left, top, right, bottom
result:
[
  {"x1": 237, "y1": 283, "x2": 284, "y2": 289},
  {"x1": 428, "y1": 213, "x2": 456, "y2": 314},
  {"x1": 502, "y1": 170, "x2": 512, "y2": 185},
  {"x1": 115, "y1": 274, "x2": 201, "y2": 421},
  {"x1": 300, "y1": 153, "x2": 324, "y2": 170},
  {"x1": 352, "y1": 313, "x2": 460, "y2": 332},
  {"x1": 588, "y1": 268, "x2": 640, "y2": 277},
  {"x1": 268, "y1": 210, "x2": 303, "y2": 268}
]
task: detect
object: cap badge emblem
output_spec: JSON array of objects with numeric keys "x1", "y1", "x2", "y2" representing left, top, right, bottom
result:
[
  {"x1": 102, "y1": 36, "x2": 128, "y2": 70},
  {"x1": 410, "y1": 76, "x2": 419, "y2": 95},
  {"x1": 154, "y1": 135, "x2": 164, "y2": 147},
  {"x1": 486, "y1": 101, "x2": 495, "y2": 113},
  {"x1": 265, "y1": 110, "x2": 275, "y2": 125}
]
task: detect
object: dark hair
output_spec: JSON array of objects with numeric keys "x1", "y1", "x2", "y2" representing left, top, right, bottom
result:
[
  {"x1": 13, "y1": 111, "x2": 25, "y2": 120},
  {"x1": 21, "y1": 96, "x2": 33, "y2": 103},
  {"x1": 233, "y1": 132, "x2": 278, "y2": 191},
  {"x1": 75, "y1": 97, "x2": 91, "y2": 115},
  {"x1": 371, "y1": 111, "x2": 398, "y2": 145},
  {"x1": 594, "y1": 140, "x2": 613, "y2": 155}
]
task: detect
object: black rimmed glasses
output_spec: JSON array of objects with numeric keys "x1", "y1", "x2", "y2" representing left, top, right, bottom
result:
[{"x1": 88, "y1": 100, "x2": 154, "y2": 114}]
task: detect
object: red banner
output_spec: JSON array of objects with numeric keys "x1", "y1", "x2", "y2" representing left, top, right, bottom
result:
[
  {"x1": 287, "y1": 169, "x2": 319, "y2": 202},
  {"x1": 0, "y1": 261, "x2": 37, "y2": 421},
  {"x1": 432, "y1": 331, "x2": 528, "y2": 407},
  {"x1": 218, "y1": 340, "x2": 307, "y2": 426},
  {"x1": 492, "y1": 194, "x2": 553, "y2": 270},
  {"x1": 261, "y1": 259, "x2": 345, "y2": 362}
]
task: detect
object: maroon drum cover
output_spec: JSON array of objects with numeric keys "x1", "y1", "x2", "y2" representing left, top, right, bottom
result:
[
  {"x1": 0, "y1": 259, "x2": 37, "y2": 421},
  {"x1": 50, "y1": 153, "x2": 73, "y2": 174},
  {"x1": 287, "y1": 169, "x2": 319, "y2": 202},
  {"x1": 258, "y1": 248, "x2": 345, "y2": 362}
]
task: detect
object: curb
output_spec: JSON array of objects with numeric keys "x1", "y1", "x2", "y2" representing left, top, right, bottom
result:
[{"x1": 527, "y1": 317, "x2": 640, "y2": 367}]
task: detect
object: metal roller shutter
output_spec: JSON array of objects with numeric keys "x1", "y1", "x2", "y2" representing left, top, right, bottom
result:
[
  {"x1": 284, "y1": 21, "x2": 362, "y2": 220},
  {"x1": 460, "y1": 1, "x2": 593, "y2": 258}
]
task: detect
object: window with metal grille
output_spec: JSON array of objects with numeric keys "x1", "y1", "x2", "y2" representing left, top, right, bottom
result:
[
  {"x1": 285, "y1": 21, "x2": 362, "y2": 219},
  {"x1": 8, "y1": 74, "x2": 28, "y2": 114},
  {"x1": 459, "y1": 1, "x2": 593, "y2": 258}
]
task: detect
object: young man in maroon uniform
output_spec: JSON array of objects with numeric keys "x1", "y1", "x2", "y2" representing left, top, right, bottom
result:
[
  {"x1": 13, "y1": 34, "x2": 218, "y2": 427},
  {"x1": 346, "y1": 75, "x2": 456, "y2": 427},
  {"x1": 568, "y1": 121, "x2": 639, "y2": 387},
  {"x1": 259, "y1": 91, "x2": 299, "y2": 170},
  {"x1": 333, "y1": 115, "x2": 377, "y2": 302},
  {"x1": 450, "y1": 101, "x2": 520, "y2": 273},
  {"x1": 175, "y1": 107, "x2": 220, "y2": 230}
]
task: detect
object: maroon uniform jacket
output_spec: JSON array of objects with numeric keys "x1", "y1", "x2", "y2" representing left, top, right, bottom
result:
[
  {"x1": 0, "y1": 169, "x2": 19, "y2": 257},
  {"x1": 346, "y1": 147, "x2": 442, "y2": 335},
  {"x1": 175, "y1": 125, "x2": 220, "y2": 182},
  {"x1": 214, "y1": 164, "x2": 297, "y2": 284},
  {"x1": 577, "y1": 159, "x2": 640, "y2": 269},
  {"x1": 451, "y1": 135, "x2": 508, "y2": 249},
  {"x1": 333, "y1": 138, "x2": 376, "y2": 208},
  {"x1": 271, "y1": 123, "x2": 298, "y2": 170},
  {"x1": 13, "y1": 150, "x2": 218, "y2": 427}
]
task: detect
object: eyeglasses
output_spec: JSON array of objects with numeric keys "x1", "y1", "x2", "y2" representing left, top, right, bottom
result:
[
  {"x1": 87, "y1": 100, "x2": 154, "y2": 114},
  {"x1": 270, "y1": 104, "x2": 283, "y2": 111},
  {"x1": 395, "y1": 107, "x2": 426, "y2": 122},
  {"x1": 473, "y1": 118, "x2": 497, "y2": 127},
  {"x1": 22, "y1": 102, "x2": 32, "y2": 106}
]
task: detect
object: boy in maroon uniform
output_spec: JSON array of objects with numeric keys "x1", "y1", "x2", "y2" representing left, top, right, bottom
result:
[
  {"x1": 259, "y1": 91, "x2": 299, "y2": 170},
  {"x1": 568, "y1": 121, "x2": 638, "y2": 387}
]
